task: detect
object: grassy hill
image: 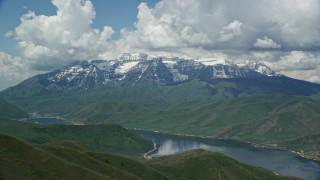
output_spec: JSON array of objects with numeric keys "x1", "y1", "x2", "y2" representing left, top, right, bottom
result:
[
  {"x1": 0, "y1": 80, "x2": 215, "y2": 115},
  {"x1": 38, "y1": 142, "x2": 165, "y2": 180},
  {"x1": 220, "y1": 96, "x2": 320, "y2": 141},
  {"x1": 279, "y1": 134, "x2": 320, "y2": 161},
  {"x1": 0, "y1": 134, "x2": 164, "y2": 180},
  {"x1": 149, "y1": 149, "x2": 298, "y2": 180},
  {"x1": 0, "y1": 98, "x2": 26, "y2": 119},
  {"x1": 0, "y1": 134, "x2": 298, "y2": 180},
  {"x1": 0, "y1": 134, "x2": 109, "y2": 180},
  {"x1": 61, "y1": 95, "x2": 320, "y2": 142},
  {"x1": 2, "y1": 78, "x2": 320, "y2": 116},
  {"x1": 0, "y1": 119, "x2": 153, "y2": 156},
  {"x1": 1, "y1": 80, "x2": 319, "y2": 142}
]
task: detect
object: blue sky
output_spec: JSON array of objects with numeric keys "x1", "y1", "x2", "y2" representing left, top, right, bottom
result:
[
  {"x1": 0, "y1": 0, "x2": 159, "y2": 56},
  {"x1": 0, "y1": 0, "x2": 320, "y2": 90}
]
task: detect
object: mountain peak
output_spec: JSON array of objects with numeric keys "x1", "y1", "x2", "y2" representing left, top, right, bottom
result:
[{"x1": 13, "y1": 56, "x2": 283, "y2": 90}]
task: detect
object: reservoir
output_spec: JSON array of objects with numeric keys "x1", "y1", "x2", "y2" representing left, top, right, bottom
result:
[
  {"x1": 137, "y1": 130, "x2": 320, "y2": 180},
  {"x1": 23, "y1": 118, "x2": 320, "y2": 180}
]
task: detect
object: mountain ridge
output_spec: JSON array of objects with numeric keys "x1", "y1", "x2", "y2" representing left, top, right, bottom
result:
[
  {"x1": 0, "y1": 119, "x2": 153, "y2": 156},
  {"x1": 0, "y1": 98, "x2": 27, "y2": 119},
  {"x1": 6, "y1": 55, "x2": 282, "y2": 91}
]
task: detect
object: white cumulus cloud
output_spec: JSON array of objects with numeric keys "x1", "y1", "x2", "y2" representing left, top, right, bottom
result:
[
  {"x1": 219, "y1": 20, "x2": 243, "y2": 41},
  {"x1": 14, "y1": 0, "x2": 115, "y2": 70},
  {"x1": 11, "y1": 0, "x2": 320, "y2": 68},
  {"x1": 254, "y1": 37, "x2": 281, "y2": 49},
  {"x1": 266, "y1": 51, "x2": 320, "y2": 83},
  {"x1": 0, "y1": 52, "x2": 39, "y2": 90},
  {"x1": 120, "y1": 0, "x2": 320, "y2": 54},
  {"x1": 273, "y1": 51, "x2": 318, "y2": 71},
  {"x1": 120, "y1": 2, "x2": 212, "y2": 51},
  {"x1": 1, "y1": 0, "x2": 320, "y2": 86}
]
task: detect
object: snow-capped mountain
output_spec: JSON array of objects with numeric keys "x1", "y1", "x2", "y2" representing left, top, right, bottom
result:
[{"x1": 28, "y1": 54, "x2": 282, "y2": 89}]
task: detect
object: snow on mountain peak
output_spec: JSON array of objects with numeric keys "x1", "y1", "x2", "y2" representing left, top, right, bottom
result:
[
  {"x1": 41, "y1": 54, "x2": 282, "y2": 90},
  {"x1": 115, "y1": 61, "x2": 140, "y2": 74}
]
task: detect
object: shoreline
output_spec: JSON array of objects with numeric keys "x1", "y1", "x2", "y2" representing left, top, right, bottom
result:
[
  {"x1": 134, "y1": 128, "x2": 320, "y2": 163},
  {"x1": 143, "y1": 143, "x2": 158, "y2": 159},
  {"x1": 20, "y1": 116, "x2": 86, "y2": 125},
  {"x1": 248, "y1": 143, "x2": 320, "y2": 162}
]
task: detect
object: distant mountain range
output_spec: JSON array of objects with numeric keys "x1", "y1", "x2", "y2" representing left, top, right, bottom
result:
[
  {"x1": 3, "y1": 53, "x2": 320, "y2": 99},
  {"x1": 14, "y1": 54, "x2": 282, "y2": 90}
]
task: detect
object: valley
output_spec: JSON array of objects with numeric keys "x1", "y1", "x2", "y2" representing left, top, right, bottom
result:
[
  {"x1": 1, "y1": 78, "x2": 320, "y2": 161},
  {"x1": 2, "y1": 0, "x2": 320, "y2": 179},
  {"x1": 138, "y1": 130, "x2": 320, "y2": 180},
  {"x1": 1, "y1": 133, "x2": 300, "y2": 180},
  {"x1": 1, "y1": 57, "x2": 320, "y2": 179},
  {"x1": 0, "y1": 120, "x2": 302, "y2": 179}
]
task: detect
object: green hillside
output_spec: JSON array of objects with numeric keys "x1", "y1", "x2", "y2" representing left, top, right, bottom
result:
[
  {"x1": 0, "y1": 80, "x2": 215, "y2": 115},
  {"x1": 2, "y1": 79, "x2": 320, "y2": 116},
  {"x1": 0, "y1": 119, "x2": 153, "y2": 156},
  {"x1": 0, "y1": 134, "x2": 297, "y2": 180},
  {"x1": 279, "y1": 134, "x2": 320, "y2": 161},
  {"x1": 149, "y1": 149, "x2": 297, "y2": 180},
  {"x1": 62, "y1": 95, "x2": 320, "y2": 142},
  {"x1": 221, "y1": 96, "x2": 320, "y2": 141},
  {"x1": 60, "y1": 95, "x2": 320, "y2": 161},
  {"x1": 1, "y1": 80, "x2": 319, "y2": 143},
  {"x1": 0, "y1": 134, "x2": 109, "y2": 180},
  {"x1": 1, "y1": 80, "x2": 320, "y2": 160},
  {"x1": 0, "y1": 134, "x2": 164, "y2": 180},
  {"x1": 0, "y1": 98, "x2": 26, "y2": 119},
  {"x1": 38, "y1": 142, "x2": 165, "y2": 180}
]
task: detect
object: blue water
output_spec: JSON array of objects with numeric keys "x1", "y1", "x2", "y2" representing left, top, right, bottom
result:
[{"x1": 137, "y1": 130, "x2": 320, "y2": 180}]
